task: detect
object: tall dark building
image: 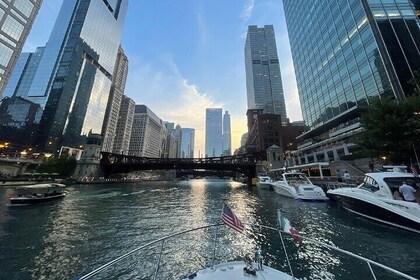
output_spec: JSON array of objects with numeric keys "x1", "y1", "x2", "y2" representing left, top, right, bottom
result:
[
  {"x1": 0, "y1": 0, "x2": 43, "y2": 97},
  {"x1": 245, "y1": 25, "x2": 288, "y2": 124},
  {"x1": 0, "y1": 0, "x2": 128, "y2": 152},
  {"x1": 283, "y1": 0, "x2": 420, "y2": 164}
]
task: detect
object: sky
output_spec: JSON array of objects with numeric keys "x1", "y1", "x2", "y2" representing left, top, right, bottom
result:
[{"x1": 23, "y1": 0, "x2": 302, "y2": 157}]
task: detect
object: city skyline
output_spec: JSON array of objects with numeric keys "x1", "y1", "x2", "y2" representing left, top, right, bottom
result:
[{"x1": 20, "y1": 0, "x2": 301, "y2": 156}]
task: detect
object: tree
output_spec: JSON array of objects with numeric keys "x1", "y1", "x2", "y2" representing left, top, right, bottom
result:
[
  {"x1": 356, "y1": 95, "x2": 420, "y2": 164},
  {"x1": 36, "y1": 155, "x2": 77, "y2": 177}
]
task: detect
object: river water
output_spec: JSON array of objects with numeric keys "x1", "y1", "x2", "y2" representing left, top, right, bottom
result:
[{"x1": 0, "y1": 179, "x2": 418, "y2": 279}]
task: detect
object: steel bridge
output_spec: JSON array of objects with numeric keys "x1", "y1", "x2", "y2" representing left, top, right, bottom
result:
[{"x1": 100, "y1": 152, "x2": 266, "y2": 182}]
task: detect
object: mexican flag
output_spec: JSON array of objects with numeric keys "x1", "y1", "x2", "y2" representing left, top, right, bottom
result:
[{"x1": 278, "y1": 210, "x2": 302, "y2": 243}]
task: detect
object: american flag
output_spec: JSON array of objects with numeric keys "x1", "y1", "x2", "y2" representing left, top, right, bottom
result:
[
  {"x1": 412, "y1": 165, "x2": 418, "y2": 177},
  {"x1": 221, "y1": 204, "x2": 244, "y2": 233}
]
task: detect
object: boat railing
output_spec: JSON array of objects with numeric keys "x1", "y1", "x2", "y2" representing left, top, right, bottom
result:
[{"x1": 78, "y1": 223, "x2": 417, "y2": 280}]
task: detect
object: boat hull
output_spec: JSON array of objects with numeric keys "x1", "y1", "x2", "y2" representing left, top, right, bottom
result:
[
  {"x1": 271, "y1": 183, "x2": 297, "y2": 198},
  {"x1": 329, "y1": 192, "x2": 420, "y2": 234},
  {"x1": 9, "y1": 193, "x2": 65, "y2": 206}
]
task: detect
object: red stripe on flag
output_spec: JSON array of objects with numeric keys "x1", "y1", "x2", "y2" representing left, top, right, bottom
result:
[{"x1": 221, "y1": 204, "x2": 244, "y2": 233}]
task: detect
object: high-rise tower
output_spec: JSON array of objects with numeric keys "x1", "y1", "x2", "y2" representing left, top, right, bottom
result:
[
  {"x1": 222, "y1": 111, "x2": 231, "y2": 156},
  {"x1": 205, "y1": 108, "x2": 223, "y2": 157},
  {"x1": 0, "y1": 0, "x2": 43, "y2": 97},
  {"x1": 102, "y1": 46, "x2": 129, "y2": 152},
  {"x1": 180, "y1": 128, "x2": 195, "y2": 158},
  {"x1": 283, "y1": 0, "x2": 420, "y2": 163},
  {"x1": 0, "y1": 0, "x2": 128, "y2": 152},
  {"x1": 245, "y1": 25, "x2": 287, "y2": 123}
]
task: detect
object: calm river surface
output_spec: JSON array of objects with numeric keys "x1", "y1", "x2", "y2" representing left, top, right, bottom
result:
[{"x1": 0, "y1": 179, "x2": 419, "y2": 279}]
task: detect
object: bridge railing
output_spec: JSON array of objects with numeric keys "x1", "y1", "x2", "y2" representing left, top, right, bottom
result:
[{"x1": 100, "y1": 152, "x2": 267, "y2": 166}]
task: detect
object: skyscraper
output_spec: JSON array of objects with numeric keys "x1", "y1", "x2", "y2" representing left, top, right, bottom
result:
[
  {"x1": 222, "y1": 111, "x2": 231, "y2": 156},
  {"x1": 0, "y1": 0, "x2": 43, "y2": 97},
  {"x1": 112, "y1": 95, "x2": 134, "y2": 155},
  {"x1": 205, "y1": 108, "x2": 223, "y2": 157},
  {"x1": 129, "y1": 105, "x2": 167, "y2": 158},
  {"x1": 102, "y1": 46, "x2": 129, "y2": 152},
  {"x1": 0, "y1": 0, "x2": 128, "y2": 152},
  {"x1": 180, "y1": 128, "x2": 195, "y2": 158},
  {"x1": 282, "y1": 0, "x2": 420, "y2": 163},
  {"x1": 245, "y1": 25, "x2": 287, "y2": 123}
]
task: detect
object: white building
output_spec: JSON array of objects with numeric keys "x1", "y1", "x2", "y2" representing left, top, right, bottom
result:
[{"x1": 129, "y1": 105, "x2": 167, "y2": 158}]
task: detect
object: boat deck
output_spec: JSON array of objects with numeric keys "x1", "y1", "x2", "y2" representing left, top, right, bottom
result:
[{"x1": 181, "y1": 261, "x2": 293, "y2": 280}]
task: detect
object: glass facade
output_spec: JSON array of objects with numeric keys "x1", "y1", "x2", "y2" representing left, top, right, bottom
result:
[
  {"x1": 245, "y1": 25, "x2": 288, "y2": 123},
  {"x1": 2, "y1": 46, "x2": 44, "y2": 98},
  {"x1": 180, "y1": 128, "x2": 195, "y2": 158},
  {"x1": 205, "y1": 108, "x2": 223, "y2": 157},
  {"x1": 0, "y1": 0, "x2": 42, "y2": 97},
  {"x1": 222, "y1": 111, "x2": 231, "y2": 156},
  {"x1": 283, "y1": 0, "x2": 420, "y2": 163},
  {"x1": 0, "y1": 0, "x2": 128, "y2": 152},
  {"x1": 283, "y1": 0, "x2": 419, "y2": 132}
]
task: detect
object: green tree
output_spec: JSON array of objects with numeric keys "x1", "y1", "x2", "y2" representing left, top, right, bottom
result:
[
  {"x1": 36, "y1": 155, "x2": 77, "y2": 177},
  {"x1": 356, "y1": 95, "x2": 420, "y2": 164},
  {"x1": 356, "y1": 73, "x2": 420, "y2": 165}
]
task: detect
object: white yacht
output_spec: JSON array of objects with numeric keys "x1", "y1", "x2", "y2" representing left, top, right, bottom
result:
[
  {"x1": 327, "y1": 172, "x2": 420, "y2": 234},
  {"x1": 78, "y1": 221, "x2": 417, "y2": 280},
  {"x1": 270, "y1": 172, "x2": 329, "y2": 201},
  {"x1": 257, "y1": 176, "x2": 273, "y2": 190}
]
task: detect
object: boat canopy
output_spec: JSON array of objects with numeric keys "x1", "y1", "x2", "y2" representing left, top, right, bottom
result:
[
  {"x1": 17, "y1": 183, "x2": 66, "y2": 190},
  {"x1": 271, "y1": 162, "x2": 330, "y2": 178}
]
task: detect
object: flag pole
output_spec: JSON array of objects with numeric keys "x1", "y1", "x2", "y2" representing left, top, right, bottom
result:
[
  {"x1": 278, "y1": 229, "x2": 295, "y2": 279},
  {"x1": 210, "y1": 224, "x2": 219, "y2": 268}
]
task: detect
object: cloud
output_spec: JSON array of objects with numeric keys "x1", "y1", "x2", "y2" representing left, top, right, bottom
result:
[
  {"x1": 197, "y1": 13, "x2": 207, "y2": 47},
  {"x1": 125, "y1": 55, "x2": 224, "y2": 157},
  {"x1": 240, "y1": 0, "x2": 254, "y2": 21}
]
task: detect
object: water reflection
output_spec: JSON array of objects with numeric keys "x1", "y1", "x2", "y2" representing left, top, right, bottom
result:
[{"x1": 0, "y1": 180, "x2": 418, "y2": 279}]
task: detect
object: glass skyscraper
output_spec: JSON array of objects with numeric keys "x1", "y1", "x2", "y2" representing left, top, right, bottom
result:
[
  {"x1": 245, "y1": 25, "x2": 288, "y2": 123},
  {"x1": 222, "y1": 111, "x2": 231, "y2": 156},
  {"x1": 205, "y1": 108, "x2": 223, "y2": 157},
  {"x1": 283, "y1": 0, "x2": 420, "y2": 163},
  {"x1": 0, "y1": 0, "x2": 128, "y2": 152},
  {"x1": 180, "y1": 128, "x2": 195, "y2": 158},
  {"x1": 0, "y1": 0, "x2": 42, "y2": 97}
]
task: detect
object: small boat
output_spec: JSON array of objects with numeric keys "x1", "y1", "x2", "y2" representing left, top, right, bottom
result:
[
  {"x1": 257, "y1": 176, "x2": 273, "y2": 190},
  {"x1": 270, "y1": 172, "x2": 329, "y2": 201},
  {"x1": 8, "y1": 183, "x2": 66, "y2": 206},
  {"x1": 327, "y1": 172, "x2": 420, "y2": 234}
]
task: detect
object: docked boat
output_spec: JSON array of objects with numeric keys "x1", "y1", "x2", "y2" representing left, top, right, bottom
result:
[
  {"x1": 8, "y1": 183, "x2": 66, "y2": 206},
  {"x1": 257, "y1": 176, "x2": 273, "y2": 190},
  {"x1": 77, "y1": 218, "x2": 417, "y2": 280},
  {"x1": 270, "y1": 172, "x2": 329, "y2": 201},
  {"x1": 327, "y1": 172, "x2": 420, "y2": 234}
]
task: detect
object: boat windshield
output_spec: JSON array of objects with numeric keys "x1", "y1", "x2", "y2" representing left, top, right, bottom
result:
[
  {"x1": 359, "y1": 176, "x2": 380, "y2": 192},
  {"x1": 285, "y1": 173, "x2": 311, "y2": 185},
  {"x1": 383, "y1": 177, "x2": 420, "y2": 190}
]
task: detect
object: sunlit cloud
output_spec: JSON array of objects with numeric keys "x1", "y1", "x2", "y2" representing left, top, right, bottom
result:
[
  {"x1": 125, "y1": 55, "x2": 225, "y2": 157},
  {"x1": 240, "y1": 0, "x2": 254, "y2": 21}
]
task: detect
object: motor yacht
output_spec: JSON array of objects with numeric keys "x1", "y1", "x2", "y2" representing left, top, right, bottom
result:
[
  {"x1": 270, "y1": 172, "x2": 329, "y2": 201},
  {"x1": 257, "y1": 176, "x2": 273, "y2": 190},
  {"x1": 78, "y1": 218, "x2": 416, "y2": 280},
  {"x1": 327, "y1": 172, "x2": 420, "y2": 234}
]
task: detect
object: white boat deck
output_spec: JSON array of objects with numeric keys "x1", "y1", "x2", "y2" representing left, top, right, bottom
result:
[{"x1": 182, "y1": 261, "x2": 293, "y2": 280}]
